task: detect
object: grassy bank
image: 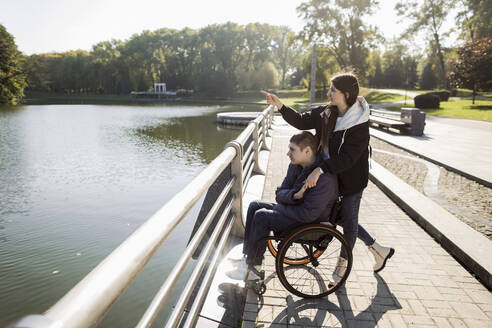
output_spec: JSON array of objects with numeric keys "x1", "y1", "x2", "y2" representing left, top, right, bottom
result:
[
  {"x1": 231, "y1": 88, "x2": 407, "y2": 107},
  {"x1": 360, "y1": 88, "x2": 406, "y2": 103},
  {"x1": 389, "y1": 98, "x2": 492, "y2": 121},
  {"x1": 24, "y1": 91, "x2": 132, "y2": 103}
]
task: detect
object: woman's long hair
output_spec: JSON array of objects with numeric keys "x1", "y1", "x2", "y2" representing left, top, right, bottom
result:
[{"x1": 319, "y1": 72, "x2": 360, "y2": 151}]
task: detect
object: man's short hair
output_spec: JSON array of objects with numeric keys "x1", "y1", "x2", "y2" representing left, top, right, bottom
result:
[{"x1": 290, "y1": 131, "x2": 318, "y2": 152}]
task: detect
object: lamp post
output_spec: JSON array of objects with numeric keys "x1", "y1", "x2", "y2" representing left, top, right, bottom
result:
[{"x1": 310, "y1": 44, "x2": 317, "y2": 105}]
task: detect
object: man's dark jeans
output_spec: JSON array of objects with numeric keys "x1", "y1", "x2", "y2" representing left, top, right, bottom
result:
[{"x1": 243, "y1": 201, "x2": 301, "y2": 265}]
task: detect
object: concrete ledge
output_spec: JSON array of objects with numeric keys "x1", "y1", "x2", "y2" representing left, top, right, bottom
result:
[
  {"x1": 217, "y1": 112, "x2": 261, "y2": 126},
  {"x1": 370, "y1": 161, "x2": 492, "y2": 289}
]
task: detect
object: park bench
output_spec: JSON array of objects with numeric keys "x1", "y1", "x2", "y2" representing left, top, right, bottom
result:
[{"x1": 369, "y1": 107, "x2": 426, "y2": 136}]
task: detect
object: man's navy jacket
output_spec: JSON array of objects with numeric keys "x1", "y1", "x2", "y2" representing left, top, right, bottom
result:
[{"x1": 274, "y1": 155, "x2": 338, "y2": 223}]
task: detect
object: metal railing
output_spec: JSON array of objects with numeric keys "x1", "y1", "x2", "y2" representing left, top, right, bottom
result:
[{"x1": 14, "y1": 106, "x2": 275, "y2": 328}]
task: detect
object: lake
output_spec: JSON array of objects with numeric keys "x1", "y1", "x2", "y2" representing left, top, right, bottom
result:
[{"x1": 0, "y1": 103, "x2": 258, "y2": 327}]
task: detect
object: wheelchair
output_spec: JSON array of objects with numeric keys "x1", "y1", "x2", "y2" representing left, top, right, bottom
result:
[{"x1": 248, "y1": 203, "x2": 352, "y2": 299}]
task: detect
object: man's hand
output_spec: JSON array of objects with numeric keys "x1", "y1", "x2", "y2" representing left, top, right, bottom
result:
[
  {"x1": 260, "y1": 90, "x2": 283, "y2": 109},
  {"x1": 293, "y1": 183, "x2": 309, "y2": 200},
  {"x1": 305, "y1": 168, "x2": 322, "y2": 188}
]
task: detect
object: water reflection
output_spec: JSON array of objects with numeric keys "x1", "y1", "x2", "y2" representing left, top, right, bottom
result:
[{"x1": 136, "y1": 112, "x2": 241, "y2": 164}]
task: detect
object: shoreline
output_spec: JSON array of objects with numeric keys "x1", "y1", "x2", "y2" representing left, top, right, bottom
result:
[{"x1": 20, "y1": 92, "x2": 268, "y2": 107}]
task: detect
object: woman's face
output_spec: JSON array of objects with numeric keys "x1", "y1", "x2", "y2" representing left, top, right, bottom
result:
[{"x1": 328, "y1": 84, "x2": 347, "y2": 108}]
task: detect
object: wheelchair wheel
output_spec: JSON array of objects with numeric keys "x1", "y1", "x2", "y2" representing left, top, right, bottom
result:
[
  {"x1": 276, "y1": 224, "x2": 352, "y2": 298},
  {"x1": 268, "y1": 235, "x2": 325, "y2": 265}
]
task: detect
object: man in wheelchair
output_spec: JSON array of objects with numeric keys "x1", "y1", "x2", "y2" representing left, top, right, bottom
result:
[{"x1": 227, "y1": 131, "x2": 339, "y2": 282}]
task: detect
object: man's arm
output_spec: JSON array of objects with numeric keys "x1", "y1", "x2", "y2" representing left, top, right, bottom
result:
[
  {"x1": 275, "y1": 173, "x2": 338, "y2": 223},
  {"x1": 275, "y1": 164, "x2": 302, "y2": 205}
]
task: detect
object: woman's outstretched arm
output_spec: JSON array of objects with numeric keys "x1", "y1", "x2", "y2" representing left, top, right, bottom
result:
[{"x1": 260, "y1": 90, "x2": 317, "y2": 130}]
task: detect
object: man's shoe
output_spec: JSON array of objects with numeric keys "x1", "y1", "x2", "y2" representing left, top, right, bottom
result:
[
  {"x1": 246, "y1": 265, "x2": 262, "y2": 281},
  {"x1": 368, "y1": 240, "x2": 395, "y2": 273},
  {"x1": 330, "y1": 256, "x2": 348, "y2": 285},
  {"x1": 225, "y1": 259, "x2": 248, "y2": 281}
]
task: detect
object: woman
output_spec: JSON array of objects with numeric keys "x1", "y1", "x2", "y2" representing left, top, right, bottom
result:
[{"x1": 261, "y1": 72, "x2": 394, "y2": 283}]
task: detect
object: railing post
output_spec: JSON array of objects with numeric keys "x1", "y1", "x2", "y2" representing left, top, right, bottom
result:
[
  {"x1": 261, "y1": 116, "x2": 270, "y2": 151},
  {"x1": 267, "y1": 106, "x2": 273, "y2": 136},
  {"x1": 252, "y1": 119, "x2": 265, "y2": 175},
  {"x1": 225, "y1": 141, "x2": 245, "y2": 237}
]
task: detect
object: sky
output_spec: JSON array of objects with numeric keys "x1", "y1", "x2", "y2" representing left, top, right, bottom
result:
[{"x1": 1, "y1": 0, "x2": 457, "y2": 55}]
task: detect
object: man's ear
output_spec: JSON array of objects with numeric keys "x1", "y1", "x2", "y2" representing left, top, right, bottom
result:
[{"x1": 345, "y1": 92, "x2": 350, "y2": 100}]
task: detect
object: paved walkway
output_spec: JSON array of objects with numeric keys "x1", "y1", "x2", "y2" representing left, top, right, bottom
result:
[
  {"x1": 371, "y1": 88, "x2": 492, "y2": 185},
  {"x1": 370, "y1": 115, "x2": 492, "y2": 187},
  {"x1": 372, "y1": 89, "x2": 419, "y2": 109},
  {"x1": 242, "y1": 117, "x2": 492, "y2": 328}
]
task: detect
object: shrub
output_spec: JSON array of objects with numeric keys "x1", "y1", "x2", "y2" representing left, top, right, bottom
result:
[
  {"x1": 176, "y1": 89, "x2": 194, "y2": 97},
  {"x1": 449, "y1": 89, "x2": 458, "y2": 97},
  {"x1": 414, "y1": 93, "x2": 440, "y2": 109},
  {"x1": 426, "y1": 90, "x2": 451, "y2": 101}
]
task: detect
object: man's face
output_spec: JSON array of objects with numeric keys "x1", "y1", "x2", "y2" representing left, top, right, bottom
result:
[{"x1": 287, "y1": 142, "x2": 310, "y2": 165}]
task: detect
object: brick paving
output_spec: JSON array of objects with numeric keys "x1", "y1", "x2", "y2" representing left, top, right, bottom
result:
[{"x1": 242, "y1": 117, "x2": 492, "y2": 328}]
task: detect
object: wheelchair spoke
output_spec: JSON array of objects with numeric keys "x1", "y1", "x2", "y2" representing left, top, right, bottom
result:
[{"x1": 276, "y1": 226, "x2": 352, "y2": 298}]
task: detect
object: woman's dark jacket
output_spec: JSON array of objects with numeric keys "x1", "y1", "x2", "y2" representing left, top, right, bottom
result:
[{"x1": 279, "y1": 99, "x2": 370, "y2": 196}]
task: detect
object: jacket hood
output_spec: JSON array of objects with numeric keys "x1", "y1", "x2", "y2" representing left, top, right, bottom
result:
[{"x1": 334, "y1": 96, "x2": 370, "y2": 132}]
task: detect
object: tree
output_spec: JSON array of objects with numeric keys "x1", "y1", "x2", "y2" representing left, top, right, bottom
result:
[
  {"x1": 0, "y1": 24, "x2": 27, "y2": 104},
  {"x1": 380, "y1": 42, "x2": 419, "y2": 89},
  {"x1": 396, "y1": 0, "x2": 455, "y2": 88},
  {"x1": 272, "y1": 27, "x2": 303, "y2": 89},
  {"x1": 420, "y1": 62, "x2": 439, "y2": 90},
  {"x1": 367, "y1": 50, "x2": 384, "y2": 88},
  {"x1": 455, "y1": 0, "x2": 492, "y2": 41},
  {"x1": 297, "y1": 0, "x2": 380, "y2": 80},
  {"x1": 21, "y1": 23, "x2": 300, "y2": 97},
  {"x1": 449, "y1": 37, "x2": 492, "y2": 103}
]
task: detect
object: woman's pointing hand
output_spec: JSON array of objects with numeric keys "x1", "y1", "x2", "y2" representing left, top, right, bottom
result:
[{"x1": 260, "y1": 90, "x2": 283, "y2": 109}]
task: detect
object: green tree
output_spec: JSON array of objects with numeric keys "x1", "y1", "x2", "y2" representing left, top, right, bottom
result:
[
  {"x1": 396, "y1": 0, "x2": 455, "y2": 88},
  {"x1": 0, "y1": 24, "x2": 27, "y2": 104},
  {"x1": 196, "y1": 23, "x2": 244, "y2": 96},
  {"x1": 297, "y1": 0, "x2": 380, "y2": 80},
  {"x1": 420, "y1": 62, "x2": 439, "y2": 90},
  {"x1": 22, "y1": 23, "x2": 300, "y2": 97},
  {"x1": 272, "y1": 27, "x2": 303, "y2": 89},
  {"x1": 379, "y1": 42, "x2": 419, "y2": 88},
  {"x1": 91, "y1": 40, "x2": 122, "y2": 93},
  {"x1": 455, "y1": 0, "x2": 492, "y2": 41},
  {"x1": 300, "y1": 46, "x2": 338, "y2": 97},
  {"x1": 242, "y1": 23, "x2": 275, "y2": 72},
  {"x1": 367, "y1": 50, "x2": 384, "y2": 88},
  {"x1": 449, "y1": 37, "x2": 492, "y2": 103}
]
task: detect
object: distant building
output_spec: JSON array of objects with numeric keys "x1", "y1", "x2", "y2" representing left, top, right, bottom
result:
[
  {"x1": 131, "y1": 82, "x2": 177, "y2": 100},
  {"x1": 154, "y1": 83, "x2": 166, "y2": 93}
]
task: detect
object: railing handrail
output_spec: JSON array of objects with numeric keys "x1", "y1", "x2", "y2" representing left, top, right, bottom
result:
[{"x1": 13, "y1": 105, "x2": 274, "y2": 328}]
